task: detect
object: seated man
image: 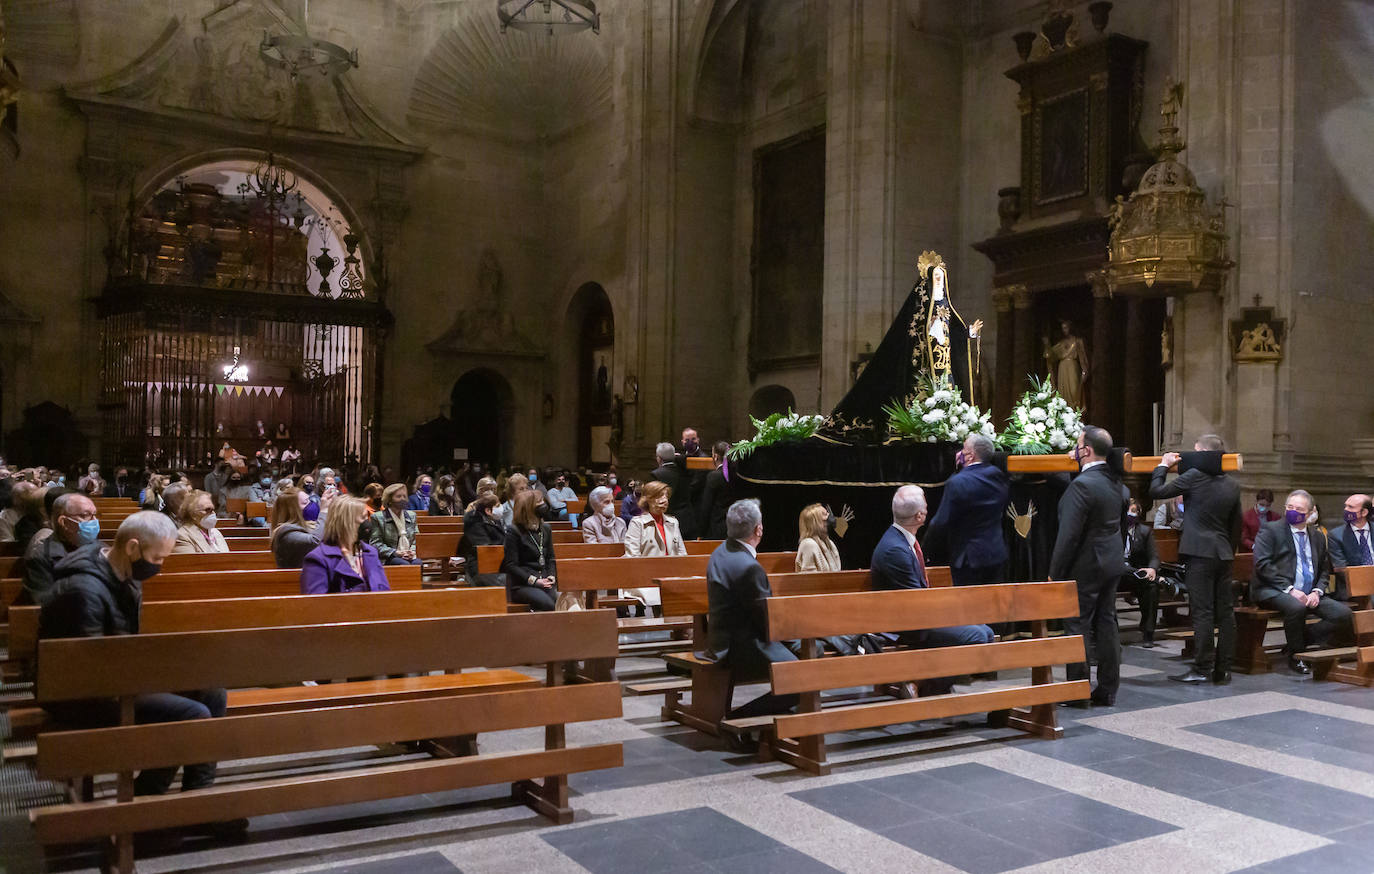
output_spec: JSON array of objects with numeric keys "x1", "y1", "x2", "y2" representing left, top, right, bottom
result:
[
  {"x1": 1252, "y1": 489, "x2": 1354, "y2": 674},
  {"x1": 1328, "y1": 493, "x2": 1374, "y2": 599},
  {"x1": 545, "y1": 472, "x2": 577, "y2": 523},
  {"x1": 705, "y1": 498, "x2": 798, "y2": 719},
  {"x1": 1123, "y1": 497, "x2": 1162, "y2": 647},
  {"x1": 23, "y1": 491, "x2": 98, "y2": 605},
  {"x1": 873, "y1": 485, "x2": 995, "y2": 698},
  {"x1": 39, "y1": 512, "x2": 242, "y2": 835}
]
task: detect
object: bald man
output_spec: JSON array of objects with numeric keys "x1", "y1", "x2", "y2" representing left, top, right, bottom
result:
[{"x1": 1329, "y1": 494, "x2": 1374, "y2": 599}]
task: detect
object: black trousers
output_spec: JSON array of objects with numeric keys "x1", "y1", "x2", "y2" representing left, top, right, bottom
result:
[
  {"x1": 1064, "y1": 576, "x2": 1119, "y2": 698},
  {"x1": 726, "y1": 642, "x2": 800, "y2": 719},
  {"x1": 510, "y1": 584, "x2": 558, "y2": 611},
  {"x1": 1184, "y1": 556, "x2": 1235, "y2": 673},
  {"x1": 1262, "y1": 592, "x2": 1353, "y2": 655},
  {"x1": 1132, "y1": 573, "x2": 1159, "y2": 641}
]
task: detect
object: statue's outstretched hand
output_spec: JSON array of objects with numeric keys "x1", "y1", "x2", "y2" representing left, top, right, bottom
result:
[{"x1": 970, "y1": 319, "x2": 983, "y2": 338}]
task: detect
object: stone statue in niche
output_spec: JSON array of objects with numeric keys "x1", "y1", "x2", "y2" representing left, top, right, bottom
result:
[
  {"x1": 1230, "y1": 305, "x2": 1285, "y2": 365},
  {"x1": 426, "y1": 247, "x2": 541, "y2": 355},
  {"x1": 1043, "y1": 319, "x2": 1088, "y2": 409}
]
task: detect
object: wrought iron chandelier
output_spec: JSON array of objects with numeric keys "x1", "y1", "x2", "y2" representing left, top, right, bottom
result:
[
  {"x1": 498, "y1": 0, "x2": 599, "y2": 36},
  {"x1": 260, "y1": 0, "x2": 358, "y2": 80}
]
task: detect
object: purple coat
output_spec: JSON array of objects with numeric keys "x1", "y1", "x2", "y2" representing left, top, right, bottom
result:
[{"x1": 299, "y1": 542, "x2": 391, "y2": 594}]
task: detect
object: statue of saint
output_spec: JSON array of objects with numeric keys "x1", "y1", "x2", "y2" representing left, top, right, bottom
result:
[{"x1": 1043, "y1": 319, "x2": 1088, "y2": 409}]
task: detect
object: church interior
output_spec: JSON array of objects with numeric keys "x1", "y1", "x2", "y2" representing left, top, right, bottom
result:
[{"x1": 4, "y1": 1, "x2": 1374, "y2": 873}]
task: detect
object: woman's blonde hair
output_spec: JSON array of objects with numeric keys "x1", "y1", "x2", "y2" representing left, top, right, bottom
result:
[
  {"x1": 381, "y1": 482, "x2": 408, "y2": 509},
  {"x1": 503, "y1": 473, "x2": 529, "y2": 502},
  {"x1": 321, "y1": 496, "x2": 368, "y2": 549},
  {"x1": 476, "y1": 476, "x2": 497, "y2": 495},
  {"x1": 638, "y1": 480, "x2": 671, "y2": 512},
  {"x1": 362, "y1": 482, "x2": 384, "y2": 510},
  {"x1": 178, "y1": 489, "x2": 214, "y2": 526},
  {"x1": 798, "y1": 503, "x2": 830, "y2": 546},
  {"x1": 270, "y1": 486, "x2": 307, "y2": 530},
  {"x1": 512, "y1": 489, "x2": 544, "y2": 531}
]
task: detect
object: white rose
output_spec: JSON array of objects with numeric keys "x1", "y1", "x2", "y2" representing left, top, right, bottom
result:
[
  {"x1": 1029, "y1": 408, "x2": 1047, "y2": 422},
  {"x1": 926, "y1": 436, "x2": 937, "y2": 443}
]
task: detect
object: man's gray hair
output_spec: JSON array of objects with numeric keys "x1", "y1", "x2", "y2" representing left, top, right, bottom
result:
[
  {"x1": 162, "y1": 482, "x2": 189, "y2": 512},
  {"x1": 726, "y1": 498, "x2": 763, "y2": 540},
  {"x1": 966, "y1": 433, "x2": 995, "y2": 462},
  {"x1": 113, "y1": 510, "x2": 176, "y2": 547},
  {"x1": 1287, "y1": 488, "x2": 1314, "y2": 510},
  {"x1": 655, "y1": 442, "x2": 676, "y2": 463},
  {"x1": 588, "y1": 485, "x2": 612, "y2": 506},
  {"x1": 51, "y1": 491, "x2": 91, "y2": 520},
  {"x1": 892, "y1": 485, "x2": 927, "y2": 524}
]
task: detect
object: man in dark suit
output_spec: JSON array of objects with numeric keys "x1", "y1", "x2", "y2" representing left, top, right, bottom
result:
[
  {"x1": 1328, "y1": 494, "x2": 1374, "y2": 597},
  {"x1": 1049, "y1": 426, "x2": 1129, "y2": 707},
  {"x1": 1149, "y1": 434, "x2": 1243, "y2": 684},
  {"x1": 651, "y1": 442, "x2": 698, "y2": 540},
  {"x1": 1252, "y1": 489, "x2": 1353, "y2": 674},
  {"x1": 706, "y1": 498, "x2": 797, "y2": 719},
  {"x1": 1123, "y1": 497, "x2": 1162, "y2": 647},
  {"x1": 873, "y1": 485, "x2": 995, "y2": 700},
  {"x1": 923, "y1": 433, "x2": 1009, "y2": 587},
  {"x1": 696, "y1": 441, "x2": 733, "y2": 541}
]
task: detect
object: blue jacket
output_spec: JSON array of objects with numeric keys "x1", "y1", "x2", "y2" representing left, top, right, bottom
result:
[
  {"x1": 1329, "y1": 523, "x2": 1373, "y2": 569},
  {"x1": 407, "y1": 492, "x2": 431, "y2": 512},
  {"x1": 870, "y1": 525, "x2": 927, "y2": 590},
  {"x1": 922, "y1": 463, "x2": 1010, "y2": 569},
  {"x1": 300, "y1": 542, "x2": 390, "y2": 594}
]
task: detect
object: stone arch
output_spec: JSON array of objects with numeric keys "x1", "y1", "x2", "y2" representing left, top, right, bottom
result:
[{"x1": 748, "y1": 384, "x2": 797, "y2": 419}]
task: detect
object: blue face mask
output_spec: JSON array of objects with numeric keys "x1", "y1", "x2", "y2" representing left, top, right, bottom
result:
[
  {"x1": 260, "y1": 477, "x2": 271, "y2": 487},
  {"x1": 76, "y1": 519, "x2": 101, "y2": 544},
  {"x1": 529, "y1": 474, "x2": 538, "y2": 483}
]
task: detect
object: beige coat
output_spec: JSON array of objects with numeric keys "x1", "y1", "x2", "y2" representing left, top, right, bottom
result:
[
  {"x1": 796, "y1": 536, "x2": 841, "y2": 572},
  {"x1": 171, "y1": 523, "x2": 230, "y2": 554},
  {"x1": 622, "y1": 513, "x2": 686, "y2": 606}
]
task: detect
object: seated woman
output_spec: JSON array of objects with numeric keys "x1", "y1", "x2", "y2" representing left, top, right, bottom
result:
[
  {"x1": 795, "y1": 503, "x2": 841, "y2": 572},
  {"x1": 430, "y1": 474, "x2": 459, "y2": 516},
  {"x1": 622, "y1": 481, "x2": 687, "y2": 613},
  {"x1": 407, "y1": 474, "x2": 434, "y2": 512},
  {"x1": 171, "y1": 489, "x2": 229, "y2": 554},
  {"x1": 369, "y1": 483, "x2": 421, "y2": 565},
  {"x1": 502, "y1": 490, "x2": 558, "y2": 611},
  {"x1": 300, "y1": 496, "x2": 390, "y2": 594},
  {"x1": 139, "y1": 474, "x2": 168, "y2": 512},
  {"x1": 459, "y1": 492, "x2": 506, "y2": 586},
  {"x1": 581, "y1": 486, "x2": 626, "y2": 543},
  {"x1": 270, "y1": 486, "x2": 320, "y2": 569},
  {"x1": 498, "y1": 473, "x2": 530, "y2": 529}
]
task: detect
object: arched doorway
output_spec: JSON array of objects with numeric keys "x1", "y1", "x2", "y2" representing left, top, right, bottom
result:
[
  {"x1": 565, "y1": 283, "x2": 614, "y2": 468},
  {"x1": 450, "y1": 369, "x2": 513, "y2": 468},
  {"x1": 749, "y1": 384, "x2": 796, "y2": 419}
]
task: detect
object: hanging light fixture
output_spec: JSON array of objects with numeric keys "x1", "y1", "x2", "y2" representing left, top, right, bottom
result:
[
  {"x1": 498, "y1": 0, "x2": 599, "y2": 36},
  {"x1": 260, "y1": 0, "x2": 359, "y2": 80}
]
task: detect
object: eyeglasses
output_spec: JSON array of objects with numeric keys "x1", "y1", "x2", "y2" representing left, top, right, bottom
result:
[{"x1": 65, "y1": 512, "x2": 99, "y2": 522}]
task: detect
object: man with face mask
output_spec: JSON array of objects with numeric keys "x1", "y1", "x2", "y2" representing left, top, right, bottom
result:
[
  {"x1": 38, "y1": 512, "x2": 240, "y2": 824},
  {"x1": 23, "y1": 492, "x2": 99, "y2": 604},
  {"x1": 1049, "y1": 427, "x2": 1131, "y2": 706},
  {"x1": 1241, "y1": 489, "x2": 1274, "y2": 551},
  {"x1": 1150, "y1": 434, "x2": 1244, "y2": 684},
  {"x1": 581, "y1": 486, "x2": 627, "y2": 543},
  {"x1": 103, "y1": 466, "x2": 133, "y2": 499},
  {"x1": 545, "y1": 473, "x2": 577, "y2": 522},
  {"x1": 1328, "y1": 494, "x2": 1374, "y2": 580},
  {"x1": 1252, "y1": 489, "x2": 1352, "y2": 674}
]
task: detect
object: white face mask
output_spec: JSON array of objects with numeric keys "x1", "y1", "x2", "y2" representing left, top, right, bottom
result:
[
  {"x1": 199, "y1": 512, "x2": 217, "y2": 531},
  {"x1": 609, "y1": 477, "x2": 617, "y2": 485},
  {"x1": 600, "y1": 501, "x2": 615, "y2": 518}
]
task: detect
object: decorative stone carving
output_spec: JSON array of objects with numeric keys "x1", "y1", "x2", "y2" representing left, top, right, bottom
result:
[
  {"x1": 1230, "y1": 306, "x2": 1285, "y2": 364},
  {"x1": 427, "y1": 248, "x2": 544, "y2": 357}
]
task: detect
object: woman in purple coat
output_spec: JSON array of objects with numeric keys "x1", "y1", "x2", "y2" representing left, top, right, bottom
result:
[{"x1": 300, "y1": 496, "x2": 391, "y2": 594}]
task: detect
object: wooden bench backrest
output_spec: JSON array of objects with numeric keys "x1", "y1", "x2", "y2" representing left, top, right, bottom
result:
[
  {"x1": 1156, "y1": 537, "x2": 1180, "y2": 563},
  {"x1": 658, "y1": 566, "x2": 955, "y2": 617},
  {"x1": 160, "y1": 551, "x2": 277, "y2": 573},
  {"x1": 140, "y1": 564, "x2": 422, "y2": 601},
  {"x1": 0, "y1": 554, "x2": 19, "y2": 578},
  {"x1": 247, "y1": 501, "x2": 267, "y2": 519},
  {"x1": 1232, "y1": 552, "x2": 1254, "y2": 582},
  {"x1": 0, "y1": 541, "x2": 23, "y2": 557},
  {"x1": 1346, "y1": 565, "x2": 1374, "y2": 599},
  {"x1": 37, "y1": 609, "x2": 617, "y2": 701},
  {"x1": 474, "y1": 539, "x2": 727, "y2": 574},
  {"x1": 226, "y1": 498, "x2": 248, "y2": 516},
  {"x1": 765, "y1": 580, "x2": 1080, "y2": 640},
  {"x1": 556, "y1": 551, "x2": 796, "y2": 594},
  {"x1": 142, "y1": 587, "x2": 506, "y2": 633},
  {"x1": 415, "y1": 530, "x2": 460, "y2": 559}
]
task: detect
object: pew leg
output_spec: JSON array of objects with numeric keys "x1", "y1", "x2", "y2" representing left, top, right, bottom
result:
[
  {"x1": 102, "y1": 833, "x2": 135, "y2": 874},
  {"x1": 1006, "y1": 622, "x2": 1065, "y2": 740},
  {"x1": 664, "y1": 667, "x2": 733, "y2": 736},
  {"x1": 767, "y1": 641, "x2": 829, "y2": 774},
  {"x1": 513, "y1": 661, "x2": 575, "y2": 823},
  {"x1": 1234, "y1": 615, "x2": 1273, "y2": 674}
]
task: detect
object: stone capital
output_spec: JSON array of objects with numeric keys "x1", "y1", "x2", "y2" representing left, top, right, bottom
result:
[{"x1": 1009, "y1": 284, "x2": 1033, "y2": 309}]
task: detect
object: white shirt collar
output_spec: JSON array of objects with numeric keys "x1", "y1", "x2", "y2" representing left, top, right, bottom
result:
[
  {"x1": 1081, "y1": 460, "x2": 1106, "y2": 471},
  {"x1": 736, "y1": 539, "x2": 757, "y2": 557},
  {"x1": 892, "y1": 523, "x2": 917, "y2": 548}
]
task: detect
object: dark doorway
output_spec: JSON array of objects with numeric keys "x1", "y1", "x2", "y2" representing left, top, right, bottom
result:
[
  {"x1": 748, "y1": 385, "x2": 797, "y2": 419},
  {"x1": 450, "y1": 369, "x2": 509, "y2": 469},
  {"x1": 567, "y1": 283, "x2": 614, "y2": 468}
]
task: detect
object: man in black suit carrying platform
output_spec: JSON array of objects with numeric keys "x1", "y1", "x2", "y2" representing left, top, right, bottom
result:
[
  {"x1": 705, "y1": 498, "x2": 798, "y2": 719},
  {"x1": 1049, "y1": 426, "x2": 1129, "y2": 707},
  {"x1": 1251, "y1": 489, "x2": 1353, "y2": 674},
  {"x1": 923, "y1": 433, "x2": 1010, "y2": 587},
  {"x1": 1149, "y1": 434, "x2": 1243, "y2": 684}
]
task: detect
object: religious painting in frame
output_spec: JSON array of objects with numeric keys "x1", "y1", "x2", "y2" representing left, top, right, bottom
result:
[{"x1": 1033, "y1": 88, "x2": 1090, "y2": 205}]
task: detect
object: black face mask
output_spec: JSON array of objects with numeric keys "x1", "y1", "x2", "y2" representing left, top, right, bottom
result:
[{"x1": 130, "y1": 556, "x2": 162, "y2": 581}]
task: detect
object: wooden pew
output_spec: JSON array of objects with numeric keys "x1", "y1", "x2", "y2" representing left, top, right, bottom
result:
[
  {"x1": 473, "y1": 540, "x2": 726, "y2": 576},
  {"x1": 653, "y1": 568, "x2": 951, "y2": 733},
  {"x1": 247, "y1": 501, "x2": 267, "y2": 519},
  {"x1": 732, "y1": 582, "x2": 1086, "y2": 774},
  {"x1": 1305, "y1": 566, "x2": 1374, "y2": 684},
  {"x1": 28, "y1": 609, "x2": 624, "y2": 871}
]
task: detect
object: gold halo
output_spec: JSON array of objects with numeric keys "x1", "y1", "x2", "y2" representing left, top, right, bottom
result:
[{"x1": 917, "y1": 250, "x2": 945, "y2": 276}]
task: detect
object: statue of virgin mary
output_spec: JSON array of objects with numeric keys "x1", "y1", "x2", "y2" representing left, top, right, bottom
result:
[{"x1": 918, "y1": 253, "x2": 982, "y2": 406}]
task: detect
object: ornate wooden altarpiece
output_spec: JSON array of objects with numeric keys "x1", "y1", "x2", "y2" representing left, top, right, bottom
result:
[{"x1": 974, "y1": 19, "x2": 1165, "y2": 453}]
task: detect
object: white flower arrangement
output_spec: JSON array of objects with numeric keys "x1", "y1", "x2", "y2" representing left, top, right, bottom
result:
[
  {"x1": 885, "y1": 374, "x2": 997, "y2": 444},
  {"x1": 999, "y1": 375, "x2": 1084, "y2": 454},
  {"x1": 728, "y1": 408, "x2": 827, "y2": 459}
]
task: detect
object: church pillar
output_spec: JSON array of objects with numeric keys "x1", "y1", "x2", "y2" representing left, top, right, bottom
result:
[
  {"x1": 1122, "y1": 296, "x2": 1152, "y2": 454},
  {"x1": 993, "y1": 287, "x2": 1015, "y2": 421},
  {"x1": 1088, "y1": 275, "x2": 1121, "y2": 437},
  {"x1": 1010, "y1": 285, "x2": 1035, "y2": 393}
]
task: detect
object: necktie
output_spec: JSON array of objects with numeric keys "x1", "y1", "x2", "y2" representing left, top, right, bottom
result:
[
  {"x1": 1359, "y1": 529, "x2": 1372, "y2": 566},
  {"x1": 1297, "y1": 531, "x2": 1313, "y2": 592},
  {"x1": 912, "y1": 536, "x2": 926, "y2": 574}
]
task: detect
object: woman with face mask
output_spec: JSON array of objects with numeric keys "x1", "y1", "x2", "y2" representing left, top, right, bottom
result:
[
  {"x1": 170, "y1": 489, "x2": 230, "y2": 554},
  {"x1": 580, "y1": 486, "x2": 627, "y2": 544},
  {"x1": 407, "y1": 475, "x2": 434, "y2": 512}
]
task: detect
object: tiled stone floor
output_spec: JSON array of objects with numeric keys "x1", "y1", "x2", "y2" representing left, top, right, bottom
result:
[{"x1": 4, "y1": 638, "x2": 1374, "y2": 874}]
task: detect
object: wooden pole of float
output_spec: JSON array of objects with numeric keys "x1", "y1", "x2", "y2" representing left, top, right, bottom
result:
[{"x1": 702, "y1": 450, "x2": 1243, "y2": 475}]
